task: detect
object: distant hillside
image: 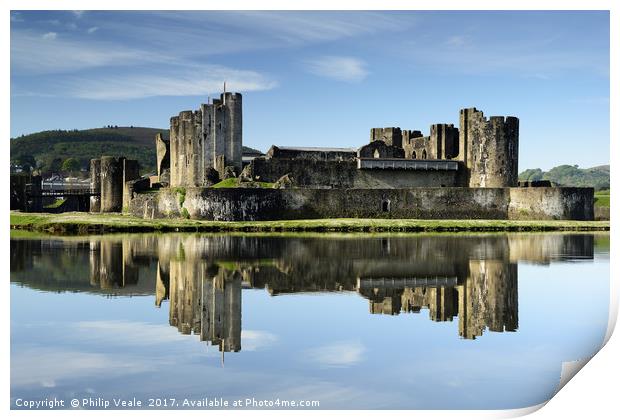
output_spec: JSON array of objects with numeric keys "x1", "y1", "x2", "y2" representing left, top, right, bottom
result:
[
  {"x1": 10, "y1": 127, "x2": 263, "y2": 175},
  {"x1": 519, "y1": 164, "x2": 609, "y2": 190}
]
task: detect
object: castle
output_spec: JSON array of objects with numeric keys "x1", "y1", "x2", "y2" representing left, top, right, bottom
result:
[
  {"x1": 152, "y1": 92, "x2": 519, "y2": 190},
  {"x1": 91, "y1": 90, "x2": 592, "y2": 221}
]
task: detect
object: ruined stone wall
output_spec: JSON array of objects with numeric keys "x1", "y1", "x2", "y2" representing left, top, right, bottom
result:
[
  {"x1": 123, "y1": 177, "x2": 150, "y2": 211},
  {"x1": 266, "y1": 146, "x2": 356, "y2": 162},
  {"x1": 128, "y1": 186, "x2": 593, "y2": 221},
  {"x1": 403, "y1": 136, "x2": 430, "y2": 159},
  {"x1": 155, "y1": 133, "x2": 170, "y2": 178},
  {"x1": 89, "y1": 159, "x2": 101, "y2": 212},
  {"x1": 169, "y1": 111, "x2": 203, "y2": 188},
  {"x1": 459, "y1": 108, "x2": 519, "y2": 188},
  {"x1": 122, "y1": 159, "x2": 140, "y2": 210},
  {"x1": 247, "y1": 158, "x2": 458, "y2": 188},
  {"x1": 508, "y1": 187, "x2": 594, "y2": 220},
  {"x1": 402, "y1": 130, "x2": 423, "y2": 144},
  {"x1": 370, "y1": 127, "x2": 403, "y2": 148},
  {"x1": 430, "y1": 124, "x2": 459, "y2": 159},
  {"x1": 357, "y1": 141, "x2": 405, "y2": 159}
]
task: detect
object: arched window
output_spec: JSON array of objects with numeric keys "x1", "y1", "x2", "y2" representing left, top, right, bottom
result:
[
  {"x1": 412, "y1": 151, "x2": 417, "y2": 159},
  {"x1": 373, "y1": 149, "x2": 380, "y2": 159},
  {"x1": 422, "y1": 149, "x2": 427, "y2": 159},
  {"x1": 382, "y1": 199, "x2": 391, "y2": 212}
]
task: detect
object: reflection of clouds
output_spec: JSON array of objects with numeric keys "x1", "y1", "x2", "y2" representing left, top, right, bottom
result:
[
  {"x1": 74, "y1": 320, "x2": 188, "y2": 345},
  {"x1": 250, "y1": 380, "x2": 404, "y2": 409},
  {"x1": 304, "y1": 340, "x2": 365, "y2": 367},
  {"x1": 11, "y1": 348, "x2": 158, "y2": 388},
  {"x1": 241, "y1": 330, "x2": 278, "y2": 351}
]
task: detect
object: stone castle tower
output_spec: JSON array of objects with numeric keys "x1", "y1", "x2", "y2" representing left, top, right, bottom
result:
[
  {"x1": 458, "y1": 107, "x2": 519, "y2": 188},
  {"x1": 170, "y1": 92, "x2": 242, "y2": 187}
]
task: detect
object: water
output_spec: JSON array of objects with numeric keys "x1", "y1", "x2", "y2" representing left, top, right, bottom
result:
[{"x1": 10, "y1": 232, "x2": 610, "y2": 410}]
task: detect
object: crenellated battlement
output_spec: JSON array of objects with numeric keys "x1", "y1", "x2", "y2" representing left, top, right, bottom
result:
[{"x1": 459, "y1": 107, "x2": 519, "y2": 187}]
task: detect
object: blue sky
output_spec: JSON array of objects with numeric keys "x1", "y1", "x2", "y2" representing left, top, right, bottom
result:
[{"x1": 10, "y1": 10, "x2": 609, "y2": 170}]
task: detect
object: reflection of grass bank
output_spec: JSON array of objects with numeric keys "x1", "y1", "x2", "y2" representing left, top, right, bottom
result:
[{"x1": 10, "y1": 211, "x2": 610, "y2": 235}]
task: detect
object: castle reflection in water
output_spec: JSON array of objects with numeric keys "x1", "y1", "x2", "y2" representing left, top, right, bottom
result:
[{"x1": 11, "y1": 234, "x2": 595, "y2": 352}]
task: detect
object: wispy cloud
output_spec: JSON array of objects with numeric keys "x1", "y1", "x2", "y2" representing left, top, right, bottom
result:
[
  {"x1": 72, "y1": 11, "x2": 86, "y2": 19},
  {"x1": 222, "y1": 11, "x2": 409, "y2": 44},
  {"x1": 11, "y1": 30, "x2": 170, "y2": 74},
  {"x1": 62, "y1": 65, "x2": 277, "y2": 100},
  {"x1": 304, "y1": 56, "x2": 369, "y2": 82},
  {"x1": 304, "y1": 340, "x2": 366, "y2": 367},
  {"x1": 87, "y1": 26, "x2": 99, "y2": 34},
  {"x1": 142, "y1": 11, "x2": 412, "y2": 47}
]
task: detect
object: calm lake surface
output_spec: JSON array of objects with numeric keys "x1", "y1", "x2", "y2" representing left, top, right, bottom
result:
[{"x1": 10, "y1": 232, "x2": 610, "y2": 410}]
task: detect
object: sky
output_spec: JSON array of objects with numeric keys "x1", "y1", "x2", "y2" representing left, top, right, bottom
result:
[{"x1": 10, "y1": 10, "x2": 610, "y2": 170}]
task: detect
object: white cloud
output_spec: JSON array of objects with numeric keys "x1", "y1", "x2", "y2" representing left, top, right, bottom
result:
[
  {"x1": 304, "y1": 56, "x2": 369, "y2": 83},
  {"x1": 11, "y1": 30, "x2": 170, "y2": 74},
  {"x1": 87, "y1": 26, "x2": 99, "y2": 34},
  {"x1": 72, "y1": 11, "x2": 86, "y2": 19},
  {"x1": 62, "y1": 65, "x2": 278, "y2": 100},
  {"x1": 304, "y1": 340, "x2": 366, "y2": 367}
]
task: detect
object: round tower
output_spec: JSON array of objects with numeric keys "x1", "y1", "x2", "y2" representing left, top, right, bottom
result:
[
  {"x1": 100, "y1": 156, "x2": 124, "y2": 212},
  {"x1": 459, "y1": 108, "x2": 519, "y2": 188}
]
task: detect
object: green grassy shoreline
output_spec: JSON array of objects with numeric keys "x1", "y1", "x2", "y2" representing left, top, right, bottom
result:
[{"x1": 9, "y1": 211, "x2": 610, "y2": 235}]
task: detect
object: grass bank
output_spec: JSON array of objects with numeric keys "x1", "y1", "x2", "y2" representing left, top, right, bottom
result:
[
  {"x1": 10, "y1": 211, "x2": 609, "y2": 235},
  {"x1": 594, "y1": 189, "x2": 610, "y2": 208}
]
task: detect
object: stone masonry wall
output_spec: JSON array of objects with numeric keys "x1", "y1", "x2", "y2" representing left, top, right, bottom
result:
[
  {"x1": 128, "y1": 187, "x2": 593, "y2": 221},
  {"x1": 89, "y1": 158, "x2": 101, "y2": 212},
  {"x1": 459, "y1": 108, "x2": 519, "y2": 188},
  {"x1": 508, "y1": 187, "x2": 594, "y2": 220},
  {"x1": 247, "y1": 158, "x2": 458, "y2": 188},
  {"x1": 100, "y1": 156, "x2": 124, "y2": 212}
]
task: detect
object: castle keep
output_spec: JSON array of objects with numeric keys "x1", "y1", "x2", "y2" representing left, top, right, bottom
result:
[
  {"x1": 168, "y1": 92, "x2": 242, "y2": 187},
  {"x1": 119, "y1": 91, "x2": 592, "y2": 221}
]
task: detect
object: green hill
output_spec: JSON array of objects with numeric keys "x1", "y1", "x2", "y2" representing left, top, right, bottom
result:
[
  {"x1": 519, "y1": 164, "x2": 609, "y2": 190},
  {"x1": 10, "y1": 127, "x2": 263, "y2": 175}
]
